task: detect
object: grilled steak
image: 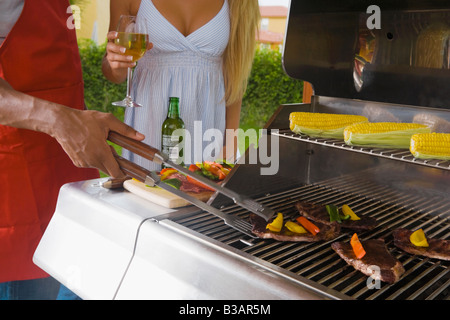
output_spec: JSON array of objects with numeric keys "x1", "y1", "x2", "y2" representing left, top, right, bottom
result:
[
  {"x1": 331, "y1": 239, "x2": 405, "y2": 284},
  {"x1": 295, "y1": 201, "x2": 377, "y2": 231},
  {"x1": 393, "y1": 228, "x2": 450, "y2": 261},
  {"x1": 249, "y1": 213, "x2": 340, "y2": 242}
]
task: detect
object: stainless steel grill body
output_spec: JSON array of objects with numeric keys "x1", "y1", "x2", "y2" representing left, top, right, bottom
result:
[
  {"x1": 160, "y1": 0, "x2": 450, "y2": 299},
  {"x1": 164, "y1": 97, "x2": 450, "y2": 300}
]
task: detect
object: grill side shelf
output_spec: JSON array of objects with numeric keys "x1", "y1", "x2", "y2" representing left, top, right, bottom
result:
[{"x1": 275, "y1": 130, "x2": 450, "y2": 171}]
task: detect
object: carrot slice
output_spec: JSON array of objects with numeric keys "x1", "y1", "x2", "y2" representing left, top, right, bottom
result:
[
  {"x1": 350, "y1": 233, "x2": 366, "y2": 259},
  {"x1": 186, "y1": 175, "x2": 216, "y2": 192},
  {"x1": 296, "y1": 216, "x2": 320, "y2": 236}
]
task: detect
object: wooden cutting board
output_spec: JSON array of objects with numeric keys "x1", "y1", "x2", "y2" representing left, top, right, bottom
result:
[{"x1": 123, "y1": 179, "x2": 213, "y2": 208}]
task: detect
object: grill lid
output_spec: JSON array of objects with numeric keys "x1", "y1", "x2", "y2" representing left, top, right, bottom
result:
[{"x1": 283, "y1": 0, "x2": 450, "y2": 108}]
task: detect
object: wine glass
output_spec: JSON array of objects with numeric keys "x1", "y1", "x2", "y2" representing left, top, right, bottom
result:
[{"x1": 112, "y1": 15, "x2": 149, "y2": 108}]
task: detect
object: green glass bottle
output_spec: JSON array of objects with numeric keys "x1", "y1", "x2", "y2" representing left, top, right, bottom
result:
[{"x1": 161, "y1": 97, "x2": 185, "y2": 167}]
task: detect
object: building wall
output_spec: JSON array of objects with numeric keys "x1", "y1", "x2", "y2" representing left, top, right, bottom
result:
[
  {"x1": 265, "y1": 17, "x2": 287, "y2": 34},
  {"x1": 258, "y1": 7, "x2": 288, "y2": 51},
  {"x1": 73, "y1": 0, "x2": 110, "y2": 44}
]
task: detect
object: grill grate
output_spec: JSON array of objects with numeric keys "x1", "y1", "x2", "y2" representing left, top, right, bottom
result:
[
  {"x1": 171, "y1": 181, "x2": 450, "y2": 300},
  {"x1": 274, "y1": 130, "x2": 450, "y2": 172}
]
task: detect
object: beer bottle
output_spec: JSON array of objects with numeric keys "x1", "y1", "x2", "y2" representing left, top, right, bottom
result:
[{"x1": 161, "y1": 97, "x2": 185, "y2": 167}]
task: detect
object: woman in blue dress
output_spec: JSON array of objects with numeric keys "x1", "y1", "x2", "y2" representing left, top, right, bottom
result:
[{"x1": 102, "y1": 0, "x2": 260, "y2": 170}]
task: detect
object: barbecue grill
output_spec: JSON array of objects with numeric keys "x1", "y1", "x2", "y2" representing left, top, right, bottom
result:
[{"x1": 33, "y1": 0, "x2": 450, "y2": 300}]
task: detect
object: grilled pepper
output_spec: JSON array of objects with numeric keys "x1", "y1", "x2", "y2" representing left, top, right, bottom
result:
[
  {"x1": 326, "y1": 204, "x2": 350, "y2": 223},
  {"x1": 341, "y1": 204, "x2": 361, "y2": 221},
  {"x1": 266, "y1": 212, "x2": 283, "y2": 232},
  {"x1": 160, "y1": 168, "x2": 178, "y2": 181},
  {"x1": 163, "y1": 178, "x2": 182, "y2": 189},
  {"x1": 285, "y1": 221, "x2": 307, "y2": 234},
  {"x1": 189, "y1": 164, "x2": 201, "y2": 172},
  {"x1": 203, "y1": 161, "x2": 226, "y2": 180},
  {"x1": 193, "y1": 161, "x2": 232, "y2": 181},
  {"x1": 410, "y1": 229, "x2": 429, "y2": 247}
]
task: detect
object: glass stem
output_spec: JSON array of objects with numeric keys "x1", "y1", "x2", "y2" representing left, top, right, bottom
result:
[{"x1": 126, "y1": 67, "x2": 133, "y2": 100}]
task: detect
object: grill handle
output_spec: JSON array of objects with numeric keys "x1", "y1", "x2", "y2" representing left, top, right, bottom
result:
[
  {"x1": 113, "y1": 154, "x2": 151, "y2": 182},
  {"x1": 108, "y1": 131, "x2": 165, "y2": 164}
]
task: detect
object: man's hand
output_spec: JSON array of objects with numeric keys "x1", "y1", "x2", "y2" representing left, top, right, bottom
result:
[{"x1": 50, "y1": 107, "x2": 145, "y2": 178}]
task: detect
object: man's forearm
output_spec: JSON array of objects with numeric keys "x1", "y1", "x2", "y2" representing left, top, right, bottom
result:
[
  {"x1": 0, "y1": 77, "x2": 145, "y2": 178},
  {"x1": 0, "y1": 77, "x2": 61, "y2": 135}
]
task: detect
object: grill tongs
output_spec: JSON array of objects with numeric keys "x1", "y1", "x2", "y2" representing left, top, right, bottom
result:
[{"x1": 107, "y1": 131, "x2": 275, "y2": 237}]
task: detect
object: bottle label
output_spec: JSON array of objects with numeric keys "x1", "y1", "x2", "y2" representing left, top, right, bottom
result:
[{"x1": 162, "y1": 134, "x2": 182, "y2": 163}]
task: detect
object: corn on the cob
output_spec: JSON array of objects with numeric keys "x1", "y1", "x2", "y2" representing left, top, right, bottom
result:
[
  {"x1": 410, "y1": 133, "x2": 450, "y2": 160},
  {"x1": 344, "y1": 122, "x2": 430, "y2": 148},
  {"x1": 289, "y1": 112, "x2": 368, "y2": 139}
]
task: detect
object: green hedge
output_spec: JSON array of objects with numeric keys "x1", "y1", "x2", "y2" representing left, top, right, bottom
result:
[
  {"x1": 78, "y1": 40, "x2": 303, "y2": 129},
  {"x1": 78, "y1": 39, "x2": 126, "y2": 120},
  {"x1": 241, "y1": 48, "x2": 303, "y2": 130}
]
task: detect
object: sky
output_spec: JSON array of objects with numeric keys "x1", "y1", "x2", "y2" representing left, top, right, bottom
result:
[{"x1": 258, "y1": 0, "x2": 290, "y2": 8}]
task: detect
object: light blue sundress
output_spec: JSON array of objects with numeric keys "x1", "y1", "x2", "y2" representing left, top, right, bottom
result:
[{"x1": 125, "y1": 0, "x2": 230, "y2": 171}]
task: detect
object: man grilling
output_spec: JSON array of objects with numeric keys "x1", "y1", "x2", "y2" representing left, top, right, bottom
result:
[{"x1": 0, "y1": 0, "x2": 144, "y2": 299}]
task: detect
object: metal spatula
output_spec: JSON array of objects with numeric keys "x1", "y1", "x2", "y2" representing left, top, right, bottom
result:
[{"x1": 108, "y1": 131, "x2": 275, "y2": 222}]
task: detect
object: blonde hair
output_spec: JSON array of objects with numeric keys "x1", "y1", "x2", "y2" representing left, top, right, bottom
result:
[{"x1": 223, "y1": 0, "x2": 260, "y2": 106}]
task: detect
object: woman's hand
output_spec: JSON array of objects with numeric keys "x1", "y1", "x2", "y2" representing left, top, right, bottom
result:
[
  {"x1": 102, "y1": 31, "x2": 135, "y2": 83},
  {"x1": 102, "y1": 31, "x2": 153, "y2": 84}
]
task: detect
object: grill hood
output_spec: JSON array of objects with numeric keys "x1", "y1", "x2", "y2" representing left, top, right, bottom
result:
[{"x1": 283, "y1": 0, "x2": 450, "y2": 109}]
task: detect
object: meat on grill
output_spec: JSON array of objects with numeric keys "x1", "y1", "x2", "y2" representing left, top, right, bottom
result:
[
  {"x1": 331, "y1": 239, "x2": 405, "y2": 284},
  {"x1": 295, "y1": 201, "x2": 377, "y2": 232},
  {"x1": 393, "y1": 228, "x2": 450, "y2": 261},
  {"x1": 249, "y1": 213, "x2": 340, "y2": 242}
]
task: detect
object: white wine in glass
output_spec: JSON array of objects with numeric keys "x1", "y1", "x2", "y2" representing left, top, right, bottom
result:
[{"x1": 112, "y1": 15, "x2": 149, "y2": 108}]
